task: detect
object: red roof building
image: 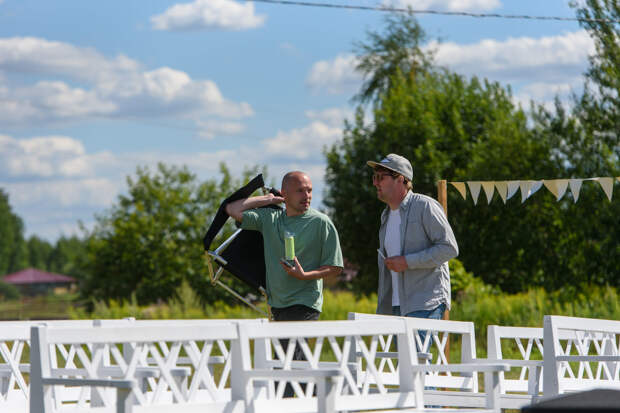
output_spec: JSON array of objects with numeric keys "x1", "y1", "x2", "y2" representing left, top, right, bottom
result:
[{"x1": 2, "y1": 268, "x2": 77, "y2": 295}]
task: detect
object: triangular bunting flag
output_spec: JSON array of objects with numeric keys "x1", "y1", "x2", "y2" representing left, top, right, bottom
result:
[
  {"x1": 495, "y1": 181, "x2": 508, "y2": 204},
  {"x1": 593, "y1": 177, "x2": 613, "y2": 201},
  {"x1": 444, "y1": 176, "x2": 615, "y2": 206},
  {"x1": 520, "y1": 180, "x2": 543, "y2": 203},
  {"x1": 543, "y1": 179, "x2": 569, "y2": 201},
  {"x1": 569, "y1": 179, "x2": 583, "y2": 203},
  {"x1": 450, "y1": 182, "x2": 467, "y2": 200},
  {"x1": 481, "y1": 182, "x2": 495, "y2": 204},
  {"x1": 507, "y1": 181, "x2": 520, "y2": 200},
  {"x1": 467, "y1": 182, "x2": 482, "y2": 205}
]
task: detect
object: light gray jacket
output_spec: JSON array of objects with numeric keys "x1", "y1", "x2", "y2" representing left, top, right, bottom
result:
[{"x1": 376, "y1": 191, "x2": 459, "y2": 315}]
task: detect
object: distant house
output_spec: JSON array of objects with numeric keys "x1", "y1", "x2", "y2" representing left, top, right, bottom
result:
[{"x1": 2, "y1": 268, "x2": 77, "y2": 296}]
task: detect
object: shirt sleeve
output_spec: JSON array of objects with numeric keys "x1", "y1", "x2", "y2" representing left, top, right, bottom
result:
[
  {"x1": 404, "y1": 200, "x2": 459, "y2": 269},
  {"x1": 241, "y1": 209, "x2": 263, "y2": 231},
  {"x1": 320, "y1": 219, "x2": 344, "y2": 268}
]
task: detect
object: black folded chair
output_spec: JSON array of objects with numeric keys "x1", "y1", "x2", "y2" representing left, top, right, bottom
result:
[{"x1": 203, "y1": 174, "x2": 281, "y2": 316}]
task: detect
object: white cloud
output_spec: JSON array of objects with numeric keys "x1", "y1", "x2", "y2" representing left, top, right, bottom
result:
[
  {"x1": 151, "y1": 0, "x2": 266, "y2": 31},
  {"x1": 0, "y1": 37, "x2": 252, "y2": 129},
  {"x1": 6, "y1": 179, "x2": 118, "y2": 207},
  {"x1": 305, "y1": 107, "x2": 353, "y2": 127},
  {"x1": 384, "y1": 0, "x2": 500, "y2": 11},
  {"x1": 0, "y1": 134, "x2": 89, "y2": 178},
  {"x1": 263, "y1": 121, "x2": 342, "y2": 161},
  {"x1": 306, "y1": 53, "x2": 361, "y2": 95},
  {"x1": 0, "y1": 37, "x2": 139, "y2": 83},
  {"x1": 431, "y1": 30, "x2": 594, "y2": 107},
  {"x1": 432, "y1": 30, "x2": 594, "y2": 83},
  {"x1": 306, "y1": 30, "x2": 594, "y2": 103},
  {"x1": 196, "y1": 120, "x2": 245, "y2": 139}
]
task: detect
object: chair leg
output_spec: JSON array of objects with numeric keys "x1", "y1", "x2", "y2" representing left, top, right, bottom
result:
[{"x1": 485, "y1": 371, "x2": 501, "y2": 413}]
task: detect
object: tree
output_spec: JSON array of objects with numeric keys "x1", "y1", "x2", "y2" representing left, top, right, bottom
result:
[
  {"x1": 26, "y1": 236, "x2": 53, "y2": 270},
  {"x1": 574, "y1": 0, "x2": 620, "y2": 144},
  {"x1": 353, "y1": 11, "x2": 433, "y2": 106},
  {"x1": 48, "y1": 235, "x2": 88, "y2": 279},
  {"x1": 80, "y1": 162, "x2": 266, "y2": 304},
  {"x1": 326, "y1": 11, "x2": 620, "y2": 295},
  {"x1": 325, "y1": 68, "x2": 560, "y2": 294},
  {"x1": 0, "y1": 189, "x2": 27, "y2": 275}
]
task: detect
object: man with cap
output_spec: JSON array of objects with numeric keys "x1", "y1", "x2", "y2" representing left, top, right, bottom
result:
[{"x1": 367, "y1": 153, "x2": 458, "y2": 321}]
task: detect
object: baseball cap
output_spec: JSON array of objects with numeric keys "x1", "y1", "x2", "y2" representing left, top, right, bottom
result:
[{"x1": 366, "y1": 153, "x2": 413, "y2": 181}]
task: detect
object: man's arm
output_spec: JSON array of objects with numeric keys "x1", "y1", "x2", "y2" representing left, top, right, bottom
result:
[
  {"x1": 385, "y1": 200, "x2": 458, "y2": 273},
  {"x1": 225, "y1": 193, "x2": 284, "y2": 222},
  {"x1": 281, "y1": 257, "x2": 343, "y2": 280}
]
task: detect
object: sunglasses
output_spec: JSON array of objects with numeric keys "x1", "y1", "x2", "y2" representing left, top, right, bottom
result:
[{"x1": 372, "y1": 172, "x2": 398, "y2": 182}]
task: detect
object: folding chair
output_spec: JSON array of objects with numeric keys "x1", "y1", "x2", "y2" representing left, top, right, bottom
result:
[{"x1": 203, "y1": 174, "x2": 281, "y2": 317}]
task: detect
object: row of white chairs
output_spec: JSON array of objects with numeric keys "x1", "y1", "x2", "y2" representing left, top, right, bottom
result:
[
  {"x1": 351, "y1": 313, "x2": 620, "y2": 410},
  {"x1": 1, "y1": 314, "x2": 619, "y2": 412}
]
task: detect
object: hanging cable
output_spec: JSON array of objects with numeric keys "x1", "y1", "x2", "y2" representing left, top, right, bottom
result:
[{"x1": 248, "y1": 0, "x2": 620, "y2": 24}]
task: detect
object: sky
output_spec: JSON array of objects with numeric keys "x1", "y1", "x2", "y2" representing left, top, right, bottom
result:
[{"x1": 0, "y1": 0, "x2": 594, "y2": 241}]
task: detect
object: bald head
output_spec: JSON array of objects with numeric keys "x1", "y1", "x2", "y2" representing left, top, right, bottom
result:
[
  {"x1": 281, "y1": 171, "x2": 312, "y2": 216},
  {"x1": 282, "y1": 171, "x2": 310, "y2": 191}
]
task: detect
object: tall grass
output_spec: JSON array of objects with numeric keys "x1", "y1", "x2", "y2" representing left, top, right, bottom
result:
[{"x1": 71, "y1": 282, "x2": 620, "y2": 327}]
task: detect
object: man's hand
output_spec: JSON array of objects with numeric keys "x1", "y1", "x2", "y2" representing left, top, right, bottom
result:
[
  {"x1": 281, "y1": 258, "x2": 342, "y2": 280},
  {"x1": 265, "y1": 192, "x2": 285, "y2": 205},
  {"x1": 281, "y1": 256, "x2": 307, "y2": 280},
  {"x1": 226, "y1": 193, "x2": 285, "y2": 221},
  {"x1": 385, "y1": 256, "x2": 408, "y2": 272}
]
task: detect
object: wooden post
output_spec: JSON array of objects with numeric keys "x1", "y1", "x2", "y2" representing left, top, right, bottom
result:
[
  {"x1": 437, "y1": 179, "x2": 448, "y2": 216},
  {"x1": 437, "y1": 180, "x2": 450, "y2": 362}
]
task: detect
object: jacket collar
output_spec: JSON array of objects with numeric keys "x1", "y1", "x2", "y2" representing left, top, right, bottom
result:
[{"x1": 380, "y1": 190, "x2": 413, "y2": 224}]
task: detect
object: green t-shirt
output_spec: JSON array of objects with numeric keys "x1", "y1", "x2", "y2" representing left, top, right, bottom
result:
[{"x1": 241, "y1": 207, "x2": 343, "y2": 312}]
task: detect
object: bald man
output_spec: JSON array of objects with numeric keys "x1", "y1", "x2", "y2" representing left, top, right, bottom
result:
[{"x1": 226, "y1": 171, "x2": 343, "y2": 322}]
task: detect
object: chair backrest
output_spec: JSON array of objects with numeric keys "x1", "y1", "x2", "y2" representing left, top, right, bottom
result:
[
  {"x1": 0, "y1": 319, "x2": 115, "y2": 411},
  {"x1": 543, "y1": 315, "x2": 620, "y2": 398},
  {"x1": 401, "y1": 316, "x2": 479, "y2": 390},
  {"x1": 487, "y1": 325, "x2": 544, "y2": 394},
  {"x1": 233, "y1": 318, "x2": 424, "y2": 413},
  {"x1": 30, "y1": 322, "x2": 240, "y2": 413},
  {"x1": 349, "y1": 312, "x2": 479, "y2": 391},
  {"x1": 0, "y1": 325, "x2": 31, "y2": 411}
]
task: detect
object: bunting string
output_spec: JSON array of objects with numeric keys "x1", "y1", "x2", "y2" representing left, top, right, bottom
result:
[{"x1": 449, "y1": 177, "x2": 620, "y2": 205}]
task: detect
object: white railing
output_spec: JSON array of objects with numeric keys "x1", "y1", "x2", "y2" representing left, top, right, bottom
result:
[{"x1": 1, "y1": 314, "x2": 618, "y2": 412}]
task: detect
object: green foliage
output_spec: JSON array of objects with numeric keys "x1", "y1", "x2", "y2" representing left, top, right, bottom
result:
[
  {"x1": 0, "y1": 281, "x2": 20, "y2": 300},
  {"x1": 71, "y1": 281, "x2": 620, "y2": 343},
  {"x1": 79, "y1": 162, "x2": 267, "y2": 305},
  {"x1": 326, "y1": 67, "x2": 547, "y2": 294},
  {"x1": 453, "y1": 284, "x2": 620, "y2": 346},
  {"x1": 26, "y1": 236, "x2": 53, "y2": 271},
  {"x1": 574, "y1": 0, "x2": 620, "y2": 139},
  {"x1": 353, "y1": 11, "x2": 433, "y2": 106},
  {"x1": 0, "y1": 293, "x2": 78, "y2": 320},
  {"x1": 0, "y1": 189, "x2": 27, "y2": 275},
  {"x1": 0, "y1": 187, "x2": 86, "y2": 279},
  {"x1": 46, "y1": 236, "x2": 88, "y2": 279},
  {"x1": 449, "y1": 259, "x2": 496, "y2": 300},
  {"x1": 325, "y1": 12, "x2": 619, "y2": 295}
]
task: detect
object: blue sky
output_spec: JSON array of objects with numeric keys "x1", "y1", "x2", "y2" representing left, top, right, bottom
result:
[{"x1": 0, "y1": 0, "x2": 592, "y2": 240}]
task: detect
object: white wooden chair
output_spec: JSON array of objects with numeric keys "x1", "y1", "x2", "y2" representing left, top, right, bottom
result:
[
  {"x1": 543, "y1": 315, "x2": 620, "y2": 399},
  {"x1": 232, "y1": 318, "x2": 425, "y2": 413},
  {"x1": 0, "y1": 320, "x2": 119, "y2": 412},
  {"x1": 0, "y1": 325, "x2": 31, "y2": 412},
  {"x1": 486, "y1": 325, "x2": 544, "y2": 408},
  {"x1": 29, "y1": 323, "x2": 245, "y2": 413},
  {"x1": 1, "y1": 318, "x2": 266, "y2": 413},
  {"x1": 348, "y1": 312, "x2": 510, "y2": 411}
]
